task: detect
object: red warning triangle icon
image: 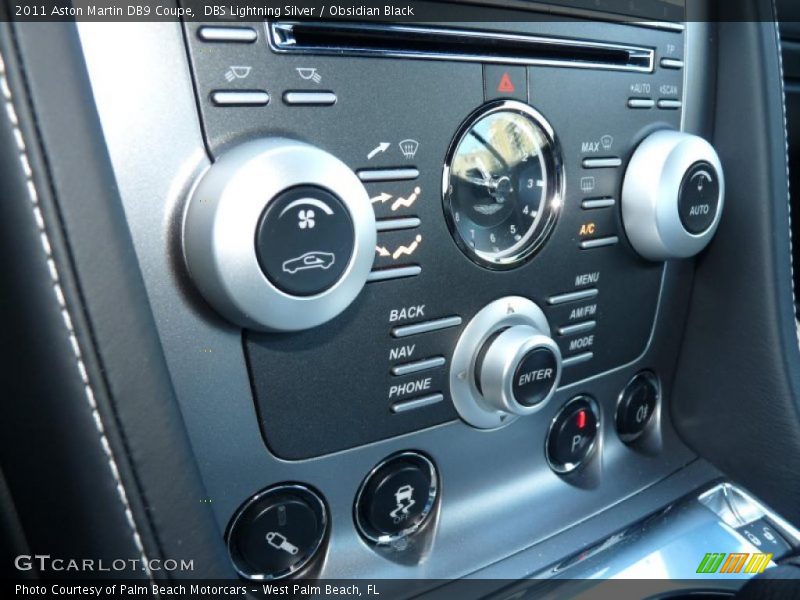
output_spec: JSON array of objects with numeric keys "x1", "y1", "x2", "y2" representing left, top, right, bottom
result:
[{"x1": 497, "y1": 72, "x2": 515, "y2": 93}]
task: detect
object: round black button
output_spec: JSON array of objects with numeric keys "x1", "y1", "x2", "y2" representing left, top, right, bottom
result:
[
  {"x1": 616, "y1": 372, "x2": 659, "y2": 443},
  {"x1": 678, "y1": 161, "x2": 720, "y2": 234},
  {"x1": 256, "y1": 186, "x2": 354, "y2": 297},
  {"x1": 512, "y1": 347, "x2": 559, "y2": 407},
  {"x1": 546, "y1": 396, "x2": 600, "y2": 473},
  {"x1": 227, "y1": 485, "x2": 327, "y2": 580},
  {"x1": 355, "y1": 452, "x2": 437, "y2": 543}
]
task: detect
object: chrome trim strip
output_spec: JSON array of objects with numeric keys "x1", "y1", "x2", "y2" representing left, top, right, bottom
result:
[
  {"x1": 366, "y1": 265, "x2": 421, "y2": 282},
  {"x1": 268, "y1": 22, "x2": 655, "y2": 74},
  {"x1": 582, "y1": 157, "x2": 623, "y2": 169},
  {"x1": 283, "y1": 91, "x2": 337, "y2": 106},
  {"x1": 357, "y1": 167, "x2": 419, "y2": 182},
  {"x1": 547, "y1": 289, "x2": 598, "y2": 305},
  {"x1": 210, "y1": 91, "x2": 269, "y2": 106},
  {"x1": 557, "y1": 321, "x2": 597, "y2": 336},
  {"x1": 581, "y1": 197, "x2": 616, "y2": 209},
  {"x1": 658, "y1": 99, "x2": 683, "y2": 110},
  {"x1": 660, "y1": 58, "x2": 685, "y2": 69},
  {"x1": 391, "y1": 356, "x2": 447, "y2": 377},
  {"x1": 376, "y1": 217, "x2": 421, "y2": 232},
  {"x1": 392, "y1": 316, "x2": 463, "y2": 338},
  {"x1": 628, "y1": 98, "x2": 656, "y2": 109},
  {"x1": 198, "y1": 26, "x2": 257, "y2": 43},
  {"x1": 391, "y1": 393, "x2": 446, "y2": 413},
  {"x1": 580, "y1": 236, "x2": 620, "y2": 249},
  {"x1": 563, "y1": 352, "x2": 594, "y2": 367}
]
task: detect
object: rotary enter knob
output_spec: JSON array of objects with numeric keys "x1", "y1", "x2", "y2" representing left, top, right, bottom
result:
[
  {"x1": 450, "y1": 297, "x2": 562, "y2": 429},
  {"x1": 183, "y1": 138, "x2": 376, "y2": 331},
  {"x1": 622, "y1": 130, "x2": 724, "y2": 261}
]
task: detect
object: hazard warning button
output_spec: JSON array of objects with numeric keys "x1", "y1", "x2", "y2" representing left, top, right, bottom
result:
[{"x1": 484, "y1": 65, "x2": 527, "y2": 102}]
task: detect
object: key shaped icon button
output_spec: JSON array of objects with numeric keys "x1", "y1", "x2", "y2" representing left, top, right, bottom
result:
[{"x1": 265, "y1": 531, "x2": 300, "y2": 555}]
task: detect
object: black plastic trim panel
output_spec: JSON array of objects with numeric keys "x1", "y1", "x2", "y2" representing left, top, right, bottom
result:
[
  {"x1": 672, "y1": 7, "x2": 800, "y2": 523},
  {"x1": 0, "y1": 21, "x2": 232, "y2": 579}
]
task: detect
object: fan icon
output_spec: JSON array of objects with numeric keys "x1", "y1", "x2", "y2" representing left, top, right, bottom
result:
[{"x1": 298, "y1": 209, "x2": 315, "y2": 229}]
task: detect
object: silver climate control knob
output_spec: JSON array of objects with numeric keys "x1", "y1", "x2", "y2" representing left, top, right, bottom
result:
[
  {"x1": 450, "y1": 297, "x2": 562, "y2": 429},
  {"x1": 622, "y1": 130, "x2": 724, "y2": 261},
  {"x1": 183, "y1": 138, "x2": 376, "y2": 331}
]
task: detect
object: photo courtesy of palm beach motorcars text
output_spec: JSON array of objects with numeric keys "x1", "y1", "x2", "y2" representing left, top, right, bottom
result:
[{"x1": 15, "y1": 583, "x2": 380, "y2": 597}]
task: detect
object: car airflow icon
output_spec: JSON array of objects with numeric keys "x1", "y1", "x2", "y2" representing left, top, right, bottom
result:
[{"x1": 282, "y1": 251, "x2": 336, "y2": 274}]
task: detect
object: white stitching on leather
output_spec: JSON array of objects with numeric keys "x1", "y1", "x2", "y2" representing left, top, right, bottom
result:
[
  {"x1": 0, "y1": 51, "x2": 153, "y2": 578},
  {"x1": 772, "y1": 0, "x2": 800, "y2": 345}
]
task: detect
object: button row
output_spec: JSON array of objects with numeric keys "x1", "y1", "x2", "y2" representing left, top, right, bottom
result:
[
  {"x1": 548, "y1": 288, "x2": 598, "y2": 368},
  {"x1": 387, "y1": 318, "x2": 458, "y2": 414},
  {"x1": 211, "y1": 90, "x2": 339, "y2": 107},
  {"x1": 627, "y1": 97, "x2": 683, "y2": 110},
  {"x1": 365, "y1": 170, "x2": 423, "y2": 283}
]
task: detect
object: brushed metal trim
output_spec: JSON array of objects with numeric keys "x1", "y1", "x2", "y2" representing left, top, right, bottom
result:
[
  {"x1": 622, "y1": 130, "x2": 724, "y2": 261},
  {"x1": 449, "y1": 296, "x2": 554, "y2": 429},
  {"x1": 183, "y1": 138, "x2": 377, "y2": 331}
]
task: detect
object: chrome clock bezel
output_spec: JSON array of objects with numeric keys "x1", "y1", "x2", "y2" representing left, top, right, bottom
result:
[{"x1": 442, "y1": 100, "x2": 565, "y2": 270}]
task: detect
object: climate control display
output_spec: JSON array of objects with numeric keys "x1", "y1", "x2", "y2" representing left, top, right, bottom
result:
[{"x1": 443, "y1": 101, "x2": 563, "y2": 269}]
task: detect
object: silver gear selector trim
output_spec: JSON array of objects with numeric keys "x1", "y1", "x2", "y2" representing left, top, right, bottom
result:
[
  {"x1": 450, "y1": 296, "x2": 562, "y2": 429},
  {"x1": 183, "y1": 138, "x2": 376, "y2": 331}
]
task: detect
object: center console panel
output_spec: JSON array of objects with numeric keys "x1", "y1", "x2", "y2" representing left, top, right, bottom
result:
[
  {"x1": 183, "y1": 19, "x2": 687, "y2": 458},
  {"x1": 75, "y1": 4, "x2": 780, "y2": 585}
]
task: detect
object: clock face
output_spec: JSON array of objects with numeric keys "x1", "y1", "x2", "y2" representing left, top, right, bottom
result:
[{"x1": 443, "y1": 102, "x2": 563, "y2": 269}]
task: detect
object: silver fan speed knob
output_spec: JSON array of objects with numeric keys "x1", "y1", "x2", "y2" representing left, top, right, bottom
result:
[
  {"x1": 622, "y1": 130, "x2": 724, "y2": 261},
  {"x1": 183, "y1": 138, "x2": 376, "y2": 331}
]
